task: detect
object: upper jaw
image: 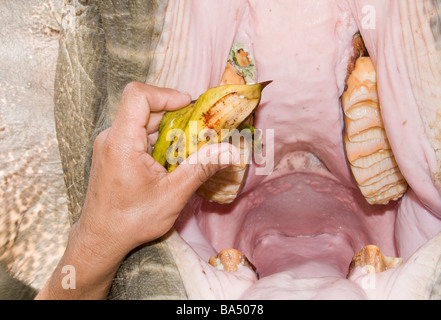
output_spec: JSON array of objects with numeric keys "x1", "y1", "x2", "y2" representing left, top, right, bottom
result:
[
  {"x1": 153, "y1": 0, "x2": 441, "y2": 299},
  {"x1": 348, "y1": 0, "x2": 441, "y2": 216},
  {"x1": 346, "y1": 0, "x2": 441, "y2": 260}
]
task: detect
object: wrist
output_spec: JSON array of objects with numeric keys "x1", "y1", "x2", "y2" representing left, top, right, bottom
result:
[
  {"x1": 35, "y1": 220, "x2": 126, "y2": 300},
  {"x1": 72, "y1": 215, "x2": 128, "y2": 264}
]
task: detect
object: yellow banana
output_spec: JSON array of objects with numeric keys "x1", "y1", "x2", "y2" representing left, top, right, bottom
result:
[
  {"x1": 152, "y1": 102, "x2": 195, "y2": 167},
  {"x1": 153, "y1": 81, "x2": 271, "y2": 173},
  {"x1": 196, "y1": 43, "x2": 260, "y2": 204}
]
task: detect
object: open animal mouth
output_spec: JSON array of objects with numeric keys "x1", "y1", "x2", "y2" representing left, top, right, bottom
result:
[
  {"x1": 150, "y1": 1, "x2": 441, "y2": 300},
  {"x1": 54, "y1": 0, "x2": 441, "y2": 299}
]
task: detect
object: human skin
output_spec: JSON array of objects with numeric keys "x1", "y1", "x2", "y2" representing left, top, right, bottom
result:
[{"x1": 35, "y1": 82, "x2": 240, "y2": 299}]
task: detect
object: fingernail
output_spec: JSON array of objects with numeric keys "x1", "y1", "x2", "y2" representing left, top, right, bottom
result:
[
  {"x1": 218, "y1": 143, "x2": 241, "y2": 166},
  {"x1": 183, "y1": 92, "x2": 192, "y2": 100}
]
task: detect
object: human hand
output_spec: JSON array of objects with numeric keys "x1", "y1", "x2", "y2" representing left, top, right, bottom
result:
[
  {"x1": 79, "y1": 82, "x2": 241, "y2": 256},
  {"x1": 36, "y1": 82, "x2": 240, "y2": 299}
]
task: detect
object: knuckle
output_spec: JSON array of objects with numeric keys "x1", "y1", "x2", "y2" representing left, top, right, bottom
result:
[
  {"x1": 122, "y1": 82, "x2": 153, "y2": 102},
  {"x1": 91, "y1": 130, "x2": 109, "y2": 162},
  {"x1": 94, "y1": 129, "x2": 108, "y2": 147},
  {"x1": 123, "y1": 81, "x2": 144, "y2": 95},
  {"x1": 102, "y1": 141, "x2": 128, "y2": 161}
]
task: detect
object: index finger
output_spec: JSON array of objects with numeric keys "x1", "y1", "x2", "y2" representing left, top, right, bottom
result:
[{"x1": 111, "y1": 82, "x2": 191, "y2": 147}]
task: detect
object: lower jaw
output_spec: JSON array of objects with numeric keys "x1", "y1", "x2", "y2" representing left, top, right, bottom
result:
[
  {"x1": 175, "y1": 151, "x2": 398, "y2": 296},
  {"x1": 251, "y1": 232, "x2": 355, "y2": 279}
]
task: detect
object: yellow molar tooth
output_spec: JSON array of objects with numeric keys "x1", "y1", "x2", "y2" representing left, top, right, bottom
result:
[
  {"x1": 209, "y1": 248, "x2": 255, "y2": 273},
  {"x1": 351, "y1": 159, "x2": 399, "y2": 186},
  {"x1": 342, "y1": 37, "x2": 408, "y2": 205},
  {"x1": 350, "y1": 149, "x2": 394, "y2": 169},
  {"x1": 347, "y1": 245, "x2": 403, "y2": 277},
  {"x1": 347, "y1": 127, "x2": 388, "y2": 143},
  {"x1": 365, "y1": 183, "x2": 408, "y2": 205},
  {"x1": 197, "y1": 131, "x2": 250, "y2": 204},
  {"x1": 345, "y1": 101, "x2": 380, "y2": 121},
  {"x1": 197, "y1": 43, "x2": 256, "y2": 204},
  {"x1": 344, "y1": 133, "x2": 391, "y2": 162},
  {"x1": 358, "y1": 172, "x2": 405, "y2": 197}
]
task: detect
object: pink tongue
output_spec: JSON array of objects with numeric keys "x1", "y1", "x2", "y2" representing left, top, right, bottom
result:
[{"x1": 251, "y1": 233, "x2": 354, "y2": 279}]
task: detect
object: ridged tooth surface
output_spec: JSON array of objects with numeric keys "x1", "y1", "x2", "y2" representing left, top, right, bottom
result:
[
  {"x1": 196, "y1": 143, "x2": 249, "y2": 204},
  {"x1": 344, "y1": 133, "x2": 391, "y2": 163},
  {"x1": 342, "y1": 54, "x2": 408, "y2": 205},
  {"x1": 351, "y1": 158, "x2": 399, "y2": 185},
  {"x1": 197, "y1": 43, "x2": 256, "y2": 204}
]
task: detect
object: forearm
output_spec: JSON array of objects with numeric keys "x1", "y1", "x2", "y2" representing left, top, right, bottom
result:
[
  {"x1": 35, "y1": 221, "x2": 126, "y2": 300},
  {"x1": 34, "y1": 83, "x2": 232, "y2": 299}
]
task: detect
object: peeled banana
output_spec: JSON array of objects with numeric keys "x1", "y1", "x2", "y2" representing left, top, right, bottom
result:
[
  {"x1": 153, "y1": 102, "x2": 195, "y2": 168},
  {"x1": 152, "y1": 81, "x2": 270, "y2": 175},
  {"x1": 195, "y1": 43, "x2": 259, "y2": 204},
  {"x1": 342, "y1": 34, "x2": 408, "y2": 205}
]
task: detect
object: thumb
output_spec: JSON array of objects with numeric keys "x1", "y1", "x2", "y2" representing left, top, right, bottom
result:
[{"x1": 166, "y1": 143, "x2": 242, "y2": 201}]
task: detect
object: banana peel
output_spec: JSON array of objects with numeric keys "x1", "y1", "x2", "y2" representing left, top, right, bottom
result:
[
  {"x1": 152, "y1": 81, "x2": 271, "y2": 172},
  {"x1": 153, "y1": 102, "x2": 195, "y2": 167}
]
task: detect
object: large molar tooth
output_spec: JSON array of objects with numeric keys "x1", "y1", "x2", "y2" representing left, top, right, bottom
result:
[
  {"x1": 347, "y1": 233, "x2": 441, "y2": 299},
  {"x1": 197, "y1": 43, "x2": 257, "y2": 204},
  {"x1": 345, "y1": 100, "x2": 383, "y2": 137},
  {"x1": 196, "y1": 138, "x2": 250, "y2": 203},
  {"x1": 351, "y1": 149, "x2": 394, "y2": 169},
  {"x1": 345, "y1": 101, "x2": 381, "y2": 121},
  {"x1": 345, "y1": 112, "x2": 384, "y2": 138},
  {"x1": 342, "y1": 46, "x2": 408, "y2": 205},
  {"x1": 209, "y1": 248, "x2": 256, "y2": 273},
  {"x1": 364, "y1": 182, "x2": 408, "y2": 205},
  {"x1": 358, "y1": 171, "x2": 406, "y2": 198},
  {"x1": 341, "y1": 59, "x2": 378, "y2": 112},
  {"x1": 347, "y1": 127, "x2": 388, "y2": 143},
  {"x1": 347, "y1": 245, "x2": 403, "y2": 277},
  {"x1": 351, "y1": 159, "x2": 399, "y2": 186},
  {"x1": 344, "y1": 133, "x2": 391, "y2": 162}
]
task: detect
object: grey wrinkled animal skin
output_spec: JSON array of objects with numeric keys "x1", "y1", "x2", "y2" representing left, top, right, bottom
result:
[
  {"x1": 1, "y1": 0, "x2": 187, "y2": 300},
  {"x1": 2, "y1": 0, "x2": 441, "y2": 301},
  {"x1": 0, "y1": 0, "x2": 70, "y2": 295},
  {"x1": 0, "y1": 263, "x2": 37, "y2": 300},
  {"x1": 55, "y1": 0, "x2": 187, "y2": 299}
]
